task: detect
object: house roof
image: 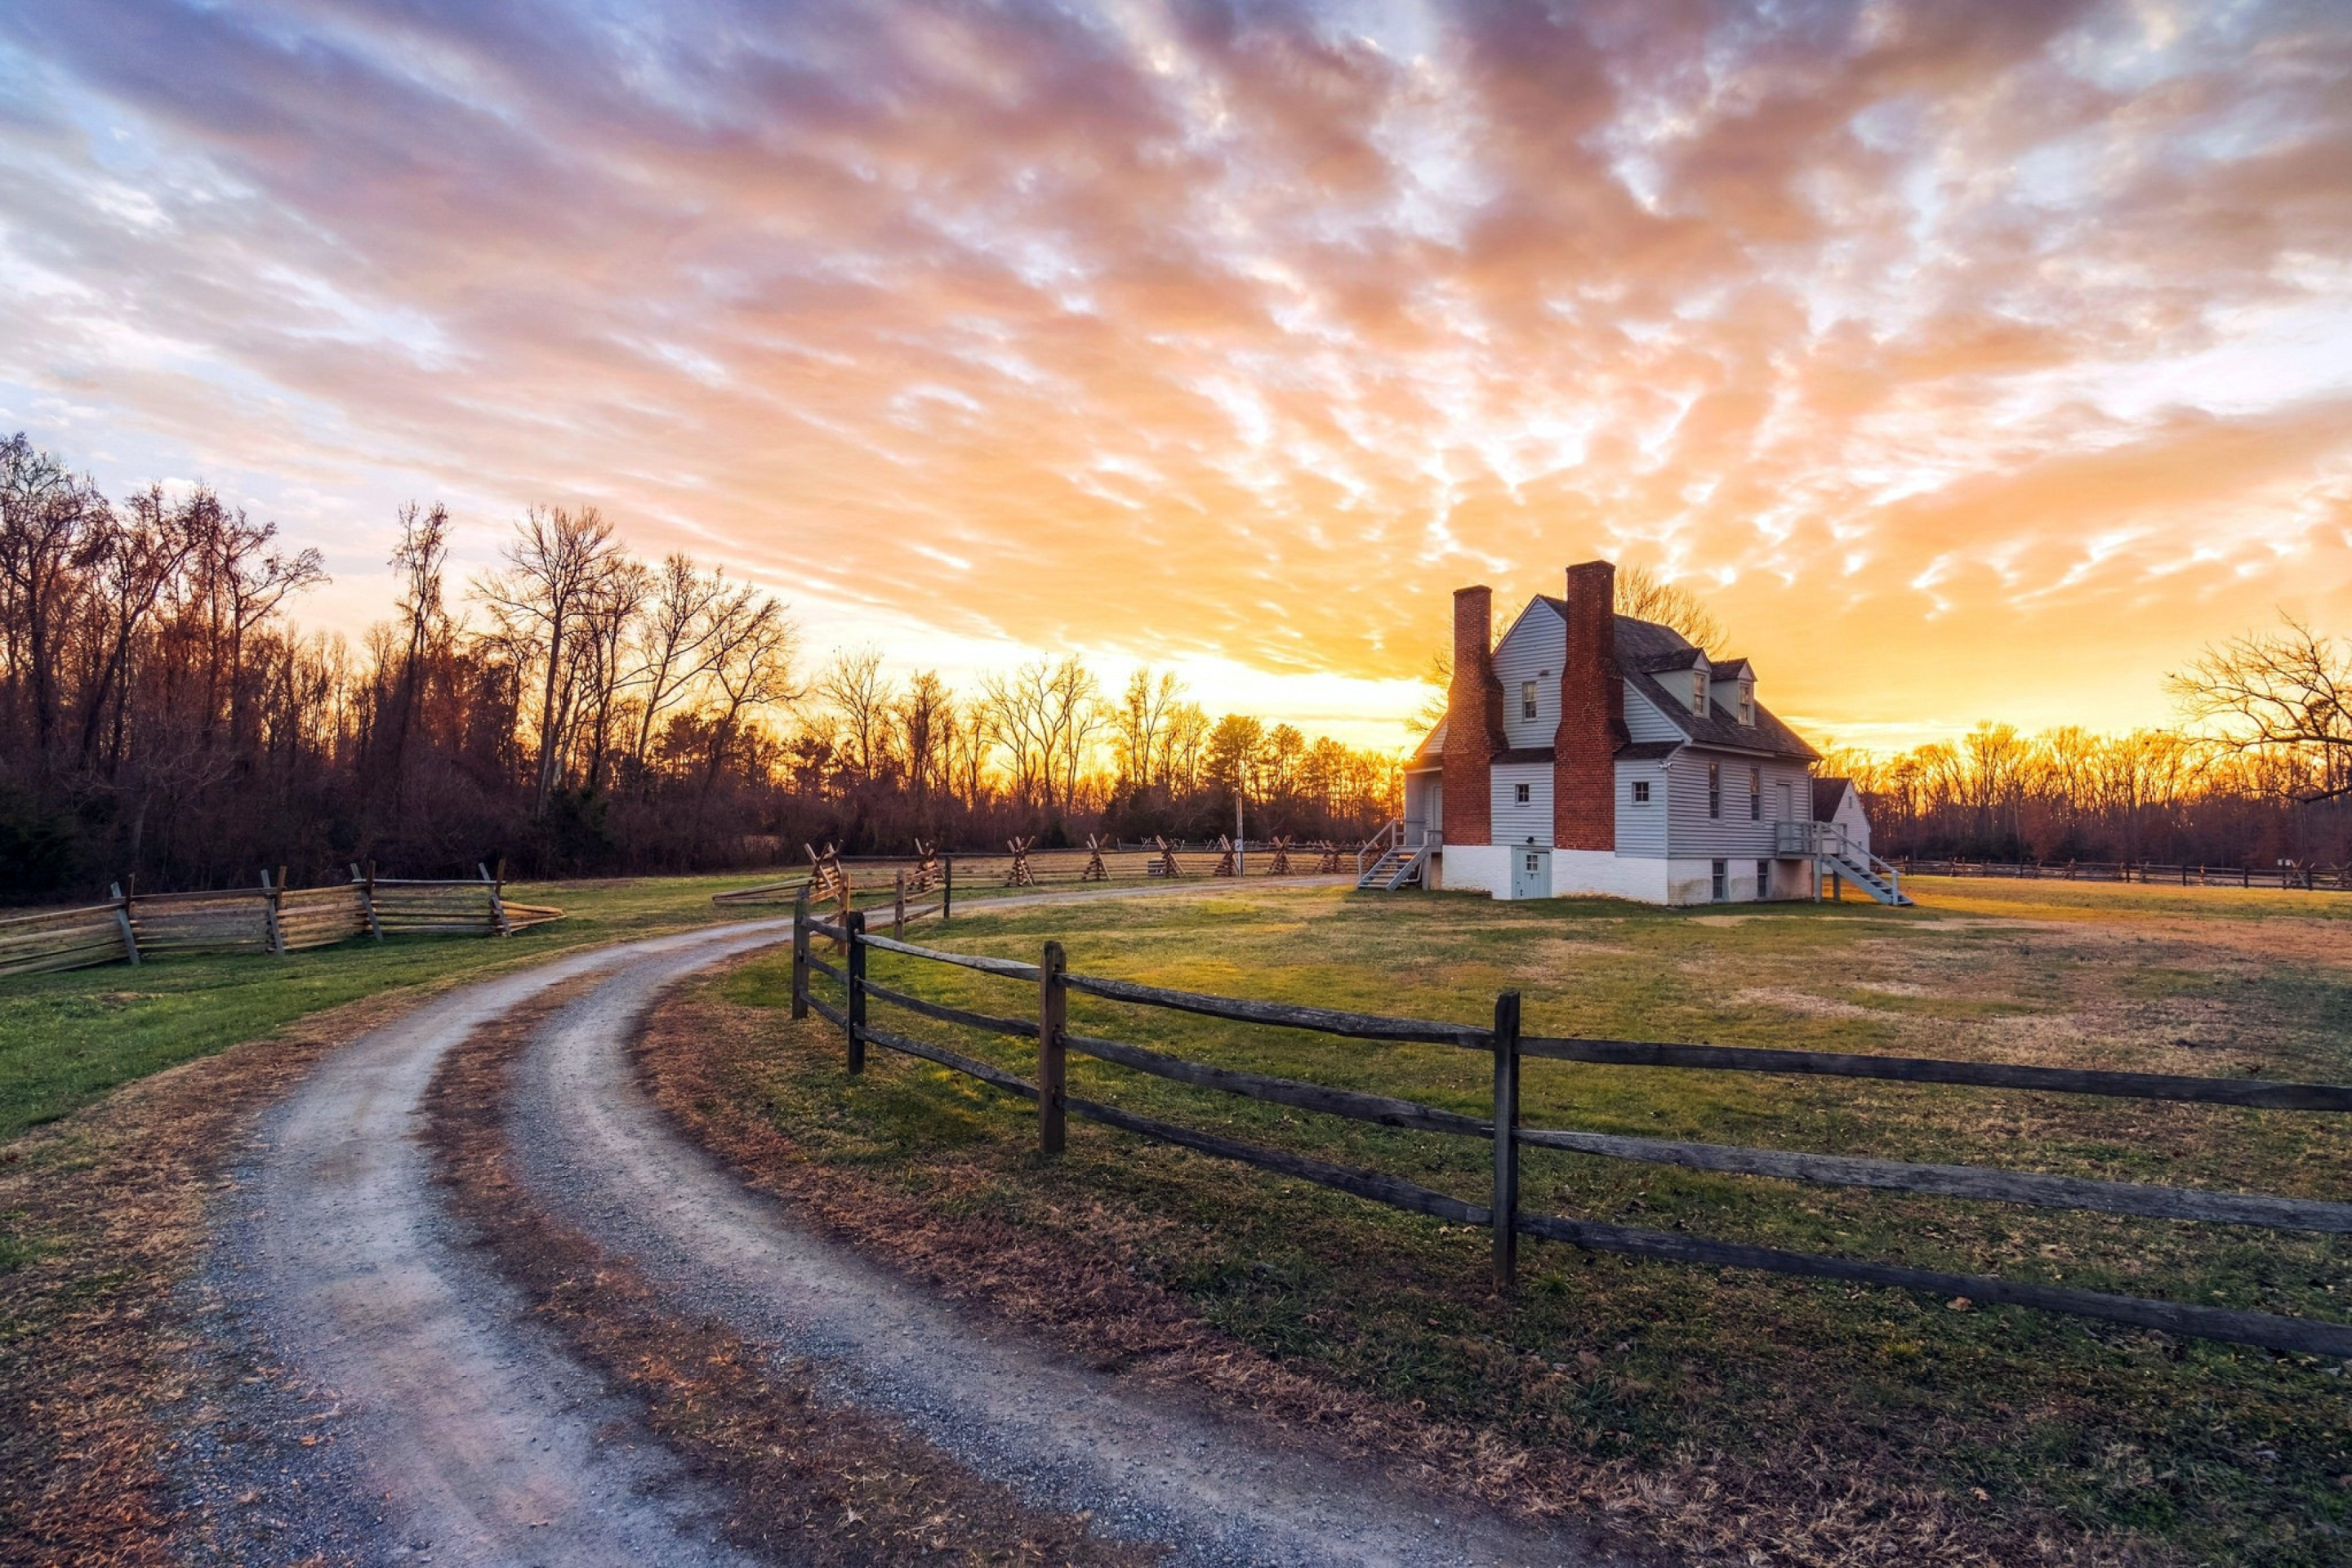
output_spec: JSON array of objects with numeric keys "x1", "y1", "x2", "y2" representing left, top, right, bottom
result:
[
  {"x1": 1813, "y1": 777, "x2": 1852, "y2": 821},
  {"x1": 1709, "y1": 657, "x2": 1752, "y2": 680},
  {"x1": 1416, "y1": 604, "x2": 1820, "y2": 768},
  {"x1": 1605, "y1": 614, "x2": 1819, "y2": 763}
]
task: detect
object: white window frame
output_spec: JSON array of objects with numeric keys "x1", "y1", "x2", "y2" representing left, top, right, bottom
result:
[
  {"x1": 1513, "y1": 782, "x2": 1530, "y2": 804},
  {"x1": 1630, "y1": 779, "x2": 1650, "y2": 804},
  {"x1": 1521, "y1": 680, "x2": 1539, "y2": 721}
]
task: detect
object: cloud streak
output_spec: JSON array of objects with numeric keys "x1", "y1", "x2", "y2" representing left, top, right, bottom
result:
[{"x1": 2, "y1": 0, "x2": 2349, "y2": 746}]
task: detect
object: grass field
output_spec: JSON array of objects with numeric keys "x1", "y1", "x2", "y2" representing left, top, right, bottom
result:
[
  {"x1": 0, "y1": 874, "x2": 769, "y2": 1141},
  {"x1": 699, "y1": 877, "x2": 2352, "y2": 1565}
]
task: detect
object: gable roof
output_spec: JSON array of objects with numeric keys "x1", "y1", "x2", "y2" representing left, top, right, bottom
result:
[
  {"x1": 1426, "y1": 599, "x2": 1821, "y2": 768},
  {"x1": 1600, "y1": 612, "x2": 1817, "y2": 762},
  {"x1": 1814, "y1": 777, "x2": 1853, "y2": 821}
]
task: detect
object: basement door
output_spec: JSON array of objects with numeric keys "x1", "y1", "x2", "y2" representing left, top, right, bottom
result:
[{"x1": 1512, "y1": 848, "x2": 1550, "y2": 900}]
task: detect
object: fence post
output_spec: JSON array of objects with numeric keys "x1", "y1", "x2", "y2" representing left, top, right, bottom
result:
[
  {"x1": 844, "y1": 910, "x2": 866, "y2": 1074},
  {"x1": 894, "y1": 866, "x2": 906, "y2": 938},
  {"x1": 110, "y1": 881, "x2": 140, "y2": 967},
  {"x1": 263, "y1": 867, "x2": 287, "y2": 956},
  {"x1": 1490, "y1": 990, "x2": 1521, "y2": 1294},
  {"x1": 482, "y1": 859, "x2": 512, "y2": 937},
  {"x1": 943, "y1": 855, "x2": 953, "y2": 924},
  {"x1": 362, "y1": 859, "x2": 383, "y2": 939},
  {"x1": 1039, "y1": 939, "x2": 1067, "y2": 1156},
  {"x1": 791, "y1": 884, "x2": 810, "y2": 1021}
]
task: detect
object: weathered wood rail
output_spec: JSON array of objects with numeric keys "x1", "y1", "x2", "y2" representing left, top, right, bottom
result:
[
  {"x1": 1904, "y1": 858, "x2": 2350, "y2": 892},
  {"x1": 712, "y1": 840, "x2": 1351, "y2": 911},
  {"x1": 0, "y1": 862, "x2": 561, "y2": 980},
  {"x1": 791, "y1": 897, "x2": 2352, "y2": 1357}
]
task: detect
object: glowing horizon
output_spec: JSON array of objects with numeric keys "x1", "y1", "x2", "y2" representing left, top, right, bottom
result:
[{"x1": 2, "y1": 1, "x2": 2347, "y2": 759}]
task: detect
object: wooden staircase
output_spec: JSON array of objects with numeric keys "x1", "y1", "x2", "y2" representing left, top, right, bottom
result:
[
  {"x1": 1780, "y1": 822, "x2": 1912, "y2": 906},
  {"x1": 1355, "y1": 821, "x2": 1434, "y2": 891}
]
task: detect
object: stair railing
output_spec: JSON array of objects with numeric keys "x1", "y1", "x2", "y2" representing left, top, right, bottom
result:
[{"x1": 1356, "y1": 817, "x2": 1402, "y2": 880}]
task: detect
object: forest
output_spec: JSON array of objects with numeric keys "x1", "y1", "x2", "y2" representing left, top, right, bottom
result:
[
  {"x1": 3, "y1": 430, "x2": 2345, "y2": 897},
  {"x1": 0, "y1": 434, "x2": 1401, "y2": 898}
]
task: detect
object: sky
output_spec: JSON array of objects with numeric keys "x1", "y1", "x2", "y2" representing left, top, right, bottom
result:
[{"x1": 2, "y1": 0, "x2": 2348, "y2": 755}]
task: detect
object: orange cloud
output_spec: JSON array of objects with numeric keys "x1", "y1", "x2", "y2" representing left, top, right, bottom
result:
[{"x1": 0, "y1": 0, "x2": 2347, "y2": 751}]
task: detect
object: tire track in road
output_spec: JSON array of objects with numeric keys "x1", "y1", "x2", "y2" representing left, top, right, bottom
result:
[
  {"x1": 206, "y1": 922, "x2": 792, "y2": 1568},
  {"x1": 503, "y1": 893, "x2": 1608, "y2": 1568},
  {"x1": 205, "y1": 885, "x2": 1611, "y2": 1566}
]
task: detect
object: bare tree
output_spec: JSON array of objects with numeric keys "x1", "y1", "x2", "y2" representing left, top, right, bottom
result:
[
  {"x1": 573, "y1": 556, "x2": 649, "y2": 793},
  {"x1": 1615, "y1": 563, "x2": 1723, "y2": 651},
  {"x1": 980, "y1": 662, "x2": 1057, "y2": 808},
  {"x1": 381, "y1": 501, "x2": 452, "y2": 809},
  {"x1": 475, "y1": 505, "x2": 623, "y2": 813},
  {"x1": 897, "y1": 669, "x2": 956, "y2": 801},
  {"x1": 628, "y1": 553, "x2": 728, "y2": 774},
  {"x1": 1114, "y1": 668, "x2": 1183, "y2": 783},
  {"x1": 0, "y1": 434, "x2": 109, "y2": 760},
  {"x1": 2169, "y1": 614, "x2": 2352, "y2": 802},
  {"x1": 818, "y1": 646, "x2": 897, "y2": 781},
  {"x1": 698, "y1": 592, "x2": 801, "y2": 797}
]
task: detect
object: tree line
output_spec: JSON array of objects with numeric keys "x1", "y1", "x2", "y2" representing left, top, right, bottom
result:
[
  {"x1": 0, "y1": 434, "x2": 1402, "y2": 898},
  {"x1": 1823, "y1": 617, "x2": 2351, "y2": 868}
]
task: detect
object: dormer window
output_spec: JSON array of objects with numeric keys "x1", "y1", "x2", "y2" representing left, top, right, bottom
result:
[
  {"x1": 1690, "y1": 670, "x2": 1707, "y2": 715},
  {"x1": 1738, "y1": 680, "x2": 1754, "y2": 726}
]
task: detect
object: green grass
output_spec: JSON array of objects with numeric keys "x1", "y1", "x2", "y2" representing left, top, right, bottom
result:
[
  {"x1": 0, "y1": 870, "x2": 1152, "y2": 1144},
  {"x1": 0, "y1": 874, "x2": 768, "y2": 1141},
  {"x1": 715, "y1": 877, "x2": 2352, "y2": 1565}
]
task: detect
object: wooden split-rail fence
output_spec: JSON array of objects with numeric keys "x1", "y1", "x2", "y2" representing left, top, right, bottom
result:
[
  {"x1": 790, "y1": 894, "x2": 2352, "y2": 1357},
  {"x1": 1904, "y1": 858, "x2": 2351, "y2": 892},
  {"x1": 0, "y1": 862, "x2": 563, "y2": 980},
  {"x1": 711, "y1": 837, "x2": 1354, "y2": 914}
]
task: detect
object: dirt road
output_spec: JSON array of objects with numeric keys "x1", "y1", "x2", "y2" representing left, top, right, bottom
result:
[{"x1": 194, "y1": 902, "x2": 1604, "y2": 1566}]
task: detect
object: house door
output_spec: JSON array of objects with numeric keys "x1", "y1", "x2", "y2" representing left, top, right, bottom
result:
[
  {"x1": 1776, "y1": 781, "x2": 1793, "y2": 822},
  {"x1": 1511, "y1": 848, "x2": 1549, "y2": 901}
]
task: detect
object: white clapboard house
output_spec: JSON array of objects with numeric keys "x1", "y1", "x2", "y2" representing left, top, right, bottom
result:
[{"x1": 1370, "y1": 559, "x2": 1906, "y2": 905}]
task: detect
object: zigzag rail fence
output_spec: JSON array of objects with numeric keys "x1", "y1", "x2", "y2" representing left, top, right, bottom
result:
[
  {"x1": 0, "y1": 860, "x2": 562, "y2": 980},
  {"x1": 789, "y1": 890, "x2": 2352, "y2": 1358},
  {"x1": 712, "y1": 840, "x2": 1352, "y2": 915}
]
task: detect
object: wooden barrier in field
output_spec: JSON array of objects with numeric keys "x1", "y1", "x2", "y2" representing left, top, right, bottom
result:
[
  {"x1": 795, "y1": 903, "x2": 2352, "y2": 1358},
  {"x1": 712, "y1": 836, "x2": 1352, "y2": 911},
  {"x1": 0, "y1": 862, "x2": 561, "y2": 981},
  {"x1": 1903, "y1": 858, "x2": 2350, "y2": 892}
]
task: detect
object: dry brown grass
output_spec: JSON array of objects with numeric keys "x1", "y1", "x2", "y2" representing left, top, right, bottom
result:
[
  {"x1": 640, "y1": 982, "x2": 2167, "y2": 1568},
  {"x1": 0, "y1": 988, "x2": 421, "y2": 1568},
  {"x1": 424, "y1": 987, "x2": 1160, "y2": 1568}
]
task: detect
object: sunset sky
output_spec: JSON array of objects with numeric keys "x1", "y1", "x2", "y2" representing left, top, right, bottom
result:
[{"x1": 2, "y1": 1, "x2": 2348, "y2": 753}]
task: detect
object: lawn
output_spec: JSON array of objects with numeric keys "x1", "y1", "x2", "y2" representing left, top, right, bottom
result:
[
  {"x1": 0, "y1": 873, "x2": 766, "y2": 1141},
  {"x1": 0, "y1": 868, "x2": 1141, "y2": 1143},
  {"x1": 696, "y1": 876, "x2": 2352, "y2": 1566}
]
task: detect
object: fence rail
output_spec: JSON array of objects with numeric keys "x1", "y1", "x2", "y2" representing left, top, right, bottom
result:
[
  {"x1": 714, "y1": 841, "x2": 1350, "y2": 911},
  {"x1": 1902, "y1": 858, "x2": 2351, "y2": 892},
  {"x1": 790, "y1": 893, "x2": 2352, "y2": 1358},
  {"x1": 0, "y1": 861, "x2": 560, "y2": 981}
]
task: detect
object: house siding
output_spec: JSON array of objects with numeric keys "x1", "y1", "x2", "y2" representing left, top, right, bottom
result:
[
  {"x1": 1614, "y1": 760, "x2": 1668, "y2": 858},
  {"x1": 1493, "y1": 602, "x2": 1562, "y2": 751},
  {"x1": 1664, "y1": 751, "x2": 1813, "y2": 859},
  {"x1": 1624, "y1": 686, "x2": 1684, "y2": 743},
  {"x1": 1491, "y1": 762, "x2": 1553, "y2": 846}
]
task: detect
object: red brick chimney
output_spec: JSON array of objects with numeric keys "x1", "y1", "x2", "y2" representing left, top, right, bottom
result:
[
  {"x1": 1442, "y1": 585, "x2": 1503, "y2": 848},
  {"x1": 1554, "y1": 560, "x2": 1624, "y2": 851}
]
